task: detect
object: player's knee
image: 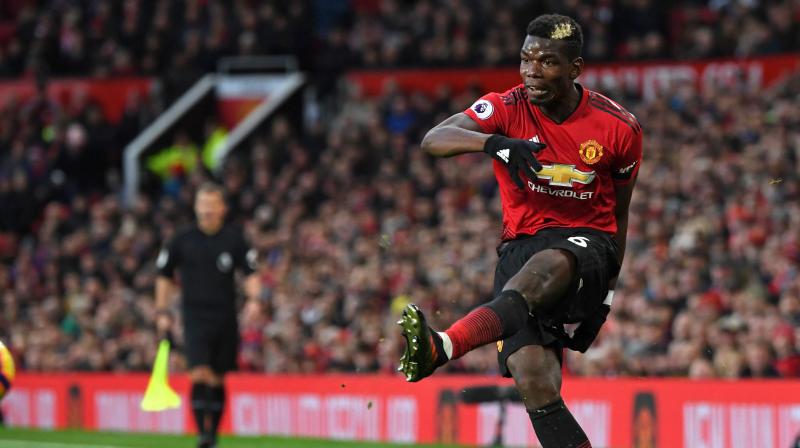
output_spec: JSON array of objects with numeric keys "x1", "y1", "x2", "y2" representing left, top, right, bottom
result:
[
  {"x1": 503, "y1": 249, "x2": 575, "y2": 310},
  {"x1": 508, "y1": 347, "x2": 562, "y2": 410},
  {"x1": 209, "y1": 373, "x2": 224, "y2": 386},
  {"x1": 515, "y1": 373, "x2": 561, "y2": 411},
  {"x1": 190, "y1": 366, "x2": 215, "y2": 384}
]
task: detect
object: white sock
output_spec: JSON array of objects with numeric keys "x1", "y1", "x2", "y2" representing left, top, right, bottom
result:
[{"x1": 437, "y1": 332, "x2": 453, "y2": 359}]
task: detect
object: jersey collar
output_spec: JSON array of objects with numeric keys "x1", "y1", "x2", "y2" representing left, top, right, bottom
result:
[{"x1": 534, "y1": 83, "x2": 588, "y2": 125}]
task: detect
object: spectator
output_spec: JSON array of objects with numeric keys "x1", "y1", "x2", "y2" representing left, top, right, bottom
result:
[
  {"x1": 146, "y1": 131, "x2": 200, "y2": 197},
  {"x1": 741, "y1": 340, "x2": 781, "y2": 378}
]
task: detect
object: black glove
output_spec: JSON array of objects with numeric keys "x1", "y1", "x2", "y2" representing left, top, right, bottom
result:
[
  {"x1": 483, "y1": 134, "x2": 545, "y2": 189},
  {"x1": 567, "y1": 304, "x2": 610, "y2": 353}
]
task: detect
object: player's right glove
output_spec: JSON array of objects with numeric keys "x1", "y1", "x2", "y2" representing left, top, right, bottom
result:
[{"x1": 483, "y1": 134, "x2": 545, "y2": 190}]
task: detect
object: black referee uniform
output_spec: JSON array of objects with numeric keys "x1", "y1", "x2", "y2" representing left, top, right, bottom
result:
[{"x1": 156, "y1": 223, "x2": 256, "y2": 372}]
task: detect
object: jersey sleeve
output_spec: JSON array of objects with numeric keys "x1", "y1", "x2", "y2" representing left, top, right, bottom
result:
[
  {"x1": 611, "y1": 127, "x2": 642, "y2": 184},
  {"x1": 156, "y1": 235, "x2": 181, "y2": 278},
  {"x1": 235, "y1": 232, "x2": 258, "y2": 276},
  {"x1": 463, "y1": 92, "x2": 511, "y2": 135}
]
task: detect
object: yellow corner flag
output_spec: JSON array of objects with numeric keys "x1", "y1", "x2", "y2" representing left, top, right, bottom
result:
[{"x1": 141, "y1": 339, "x2": 182, "y2": 412}]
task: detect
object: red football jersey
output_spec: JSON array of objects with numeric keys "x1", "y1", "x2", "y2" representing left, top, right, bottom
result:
[{"x1": 464, "y1": 84, "x2": 642, "y2": 241}]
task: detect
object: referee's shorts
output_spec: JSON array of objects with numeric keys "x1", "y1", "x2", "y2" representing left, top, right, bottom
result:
[
  {"x1": 492, "y1": 227, "x2": 620, "y2": 377},
  {"x1": 183, "y1": 315, "x2": 239, "y2": 374}
]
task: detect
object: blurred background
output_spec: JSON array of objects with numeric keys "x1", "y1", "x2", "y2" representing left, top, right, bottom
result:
[{"x1": 0, "y1": 0, "x2": 799, "y2": 447}]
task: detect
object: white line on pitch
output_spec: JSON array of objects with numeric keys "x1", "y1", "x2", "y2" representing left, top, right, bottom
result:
[{"x1": 0, "y1": 440, "x2": 127, "y2": 448}]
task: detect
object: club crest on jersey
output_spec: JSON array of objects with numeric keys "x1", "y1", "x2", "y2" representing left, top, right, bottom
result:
[
  {"x1": 471, "y1": 99, "x2": 494, "y2": 120},
  {"x1": 579, "y1": 139, "x2": 604, "y2": 165}
]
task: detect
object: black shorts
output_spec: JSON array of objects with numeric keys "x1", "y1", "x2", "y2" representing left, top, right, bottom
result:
[
  {"x1": 493, "y1": 227, "x2": 620, "y2": 377},
  {"x1": 183, "y1": 315, "x2": 239, "y2": 374}
]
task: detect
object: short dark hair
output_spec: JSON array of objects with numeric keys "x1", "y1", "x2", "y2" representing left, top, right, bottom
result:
[
  {"x1": 526, "y1": 14, "x2": 583, "y2": 60},
  {"x1": 196, "y1": 181, "x2": 226, "y2": 200}
]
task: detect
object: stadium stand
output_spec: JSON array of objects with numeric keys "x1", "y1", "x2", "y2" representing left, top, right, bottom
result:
[
  {"x1": 0, "y1": 1, "x2": 799, "y2": 380},
  {"x1": 1, "y1": 0, "x2": 799, "y2": 79}
]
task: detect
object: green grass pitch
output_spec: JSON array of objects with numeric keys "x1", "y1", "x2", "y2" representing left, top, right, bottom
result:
[{"x1": 0, "y1": 428, "x2": 459, "y2": 448}]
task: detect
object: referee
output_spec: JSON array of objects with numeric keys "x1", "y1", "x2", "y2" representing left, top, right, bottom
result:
[{"x1": 155, "y1": 182, "x2": 260, "y2": 448}]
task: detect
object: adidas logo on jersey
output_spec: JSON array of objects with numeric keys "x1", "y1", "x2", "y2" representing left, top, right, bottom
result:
[{"x1": 496, "y1": 148, "x2": 510, "y2": 163}]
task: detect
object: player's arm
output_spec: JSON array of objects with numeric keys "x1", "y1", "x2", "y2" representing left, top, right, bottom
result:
[
  {"x1": 608, "y1": 178, "x2": 637, "y2": 290},
  {"x1": 243, "y1": 273, "x2": 261, "y2": 303},
  {"x1": 421, "y1": 113, "x2": 490, "y2": 158},
  {"x1": 608, "y1": 126, "x2": 643, "y2": 290},
  {"x1": 236, "y1": 234, "x2": 261, "y2": 303},
  {"x1": 569, "y1": 191, "x2": 632, "y2": 353},
  {"x1": 154, "y1": 276, "x2": 176, "y2": 339},
  {"x1": 155, "y1": 276, "x2": 176, "y2": 313},
  {"x1": 154, "y1": 240, "x2": 181, "y2": 338},
  {"x1": 422, "y1": 112, "x2": 544, "y2": 189}
]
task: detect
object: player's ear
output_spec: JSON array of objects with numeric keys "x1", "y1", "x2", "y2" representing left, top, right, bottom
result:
[{"x1": 570, "y1": 57, "x2": 583, "y2": 80}]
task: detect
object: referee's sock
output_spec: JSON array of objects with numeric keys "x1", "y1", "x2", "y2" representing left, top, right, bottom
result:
[
  {"x1": 190, "y1": 383, "x2": 208, "y2": 434},
  {"x1": 207, "y1": 385, "x2": 226, "y2": 441},
  {"x1": 443, "y1": 290, "x2": 529, "y2": 359}
]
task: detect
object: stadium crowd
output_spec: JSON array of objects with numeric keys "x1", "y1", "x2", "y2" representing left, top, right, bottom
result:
[
  {"x1": 3, "y1": 71, "x2": 800, "y2": 379},
  {"x1": 0, "y1": 0, "x2": 798, "y2": 79},
  {"x1": 0, "y1": 0, "x2": 799, "y2": 379}
]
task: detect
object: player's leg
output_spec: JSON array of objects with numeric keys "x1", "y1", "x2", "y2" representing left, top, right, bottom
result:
[
  {"x1": 204, "y1": 319, "x2": 238, "y2": 448},
  {"x1": 185, "y1": 321, "x2": 217, "y2": 447},
  {"x1": 399, "y1": 247, "x2": 574, "y2": 382},
  {"x1": 507, "y1": 346, "x2": 591, "y2": 448},
  {"x1": 444, "y1": 248, "x2": 574, "y2": 358},
  {"x1": 204, "y1": 372, "x2": 225, "y2": 448},
  {"x1": 189, "y1": 366, "x2": 216, "y2": 447}
]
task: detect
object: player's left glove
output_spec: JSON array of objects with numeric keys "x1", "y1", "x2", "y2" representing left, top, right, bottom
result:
[
  {"x1": 567, "y1": 304, "x2": 610, "y2": 353},
  {"x1": 483, "y1": 135, "x2": 545, "y2": 190}
]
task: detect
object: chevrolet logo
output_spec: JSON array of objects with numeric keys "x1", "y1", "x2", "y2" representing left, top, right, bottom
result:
[{"x1": 537, "y1": 164, "x2": 596, "y2": 187}]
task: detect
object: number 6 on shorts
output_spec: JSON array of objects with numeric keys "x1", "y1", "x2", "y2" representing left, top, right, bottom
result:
[{"x1": 568, "y1": 236, "x2": 590, "y2": 248}]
